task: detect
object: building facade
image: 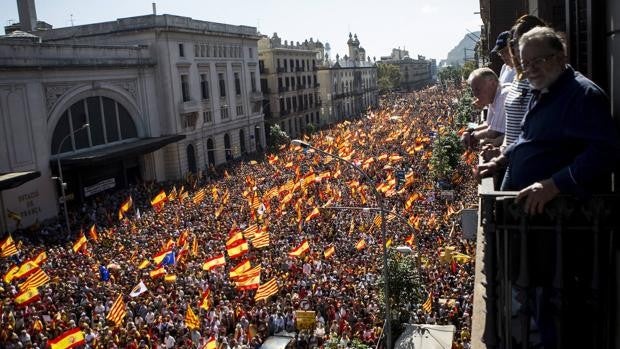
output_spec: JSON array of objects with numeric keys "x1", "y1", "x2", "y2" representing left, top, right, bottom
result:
[
  {"x1": 258, "y1": 33, "x2": 323, "y2": 139},
  {"x1": 316, "y1": 34, "x2": 379, "y2": 125},
  {"x1": 378, "y1": 48, "x2": 433, "y2": 91},
  {"x1": 0, "y1": 3, "x2": 264, "y2": 232}
]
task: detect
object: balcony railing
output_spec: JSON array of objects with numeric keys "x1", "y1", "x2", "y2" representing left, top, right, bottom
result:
[
  {"x1": 477, "y1": 181, "x2": 619, "y2": 349},
  {"x1": 277, "y1": 67, "x2": 286, "y2": 73}
]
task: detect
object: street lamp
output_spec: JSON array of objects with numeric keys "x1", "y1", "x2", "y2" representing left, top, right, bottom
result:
[
  {"x1": 291, "y1": 139, "x2": 393, "y2": 349},
  {"x1": 55, "y1": 123, "x2": 89, "y2": 235}
]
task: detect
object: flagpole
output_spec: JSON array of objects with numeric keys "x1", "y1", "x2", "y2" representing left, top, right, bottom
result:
[{"x1": 291, "y1": 139, "x2": 393, "y2": 349}]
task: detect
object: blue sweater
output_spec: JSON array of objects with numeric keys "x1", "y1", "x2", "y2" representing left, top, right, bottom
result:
[{"x1": 504, "y1": 66, "x2": 620, "y2": 193}]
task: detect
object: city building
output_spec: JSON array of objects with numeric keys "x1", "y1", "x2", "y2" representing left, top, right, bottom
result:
[
  {"x1": 316, "y1": 33, "x2": 379, "y2": 125},
  {"x1": 0, "y1": 0, "x2": 263, "y2": 232},
  {"x1": 378, "y1": 48, "x2": 433, "y2": 91},
  {"x1": 258, "y1": 33, "x2": 323, "y2": 139}
]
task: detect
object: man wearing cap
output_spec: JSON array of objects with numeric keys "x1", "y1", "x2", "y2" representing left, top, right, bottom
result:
[{"x1": 492, "y1": 31, "x2": 516, "y2": 85}]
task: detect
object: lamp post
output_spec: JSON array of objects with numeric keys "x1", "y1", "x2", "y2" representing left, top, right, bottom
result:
[
  {"x1": 291, "y1": 139, "x2": 392, "y2": 349},
  {"x1": 56, "y1": 123, "x2": 89, "y2": 235}
]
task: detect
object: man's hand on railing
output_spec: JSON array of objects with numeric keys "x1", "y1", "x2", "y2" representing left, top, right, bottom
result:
[
  {"x1": 515, "y1": 178, "x2": 560, "y2": 215},
  {"x1": 475, "y1": 154, "x2": 506, "y2": 181}
]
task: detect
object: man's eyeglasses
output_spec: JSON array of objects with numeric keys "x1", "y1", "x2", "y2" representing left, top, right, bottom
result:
[{"x1": 521, "y1": 53, "x2": 556, "y2": 71}]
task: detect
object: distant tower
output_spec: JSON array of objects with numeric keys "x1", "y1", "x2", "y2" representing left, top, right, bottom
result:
[
  {"x1": 325, "y1": 42, "x2": 331, "y2": 63},
  {"x1": 347, "y1": 33, "x2": 360, "y2": 62}
]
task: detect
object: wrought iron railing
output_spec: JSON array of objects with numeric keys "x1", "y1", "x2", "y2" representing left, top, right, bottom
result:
[{"x1": 478, "y1": 184, "x2": 619, "y2": 348}]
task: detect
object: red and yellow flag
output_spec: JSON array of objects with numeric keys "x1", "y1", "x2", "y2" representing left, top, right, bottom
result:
[
  {"x1": 305, "y1": 207, "x2": 321, "y2": 222},
  {"x1": 288, "y1": 240, "x2": 309, "y2": 257},
  {"x1": 72, "y1": 234, "x2": 87, "y2": 253},
  {"x1": 185, "y1": 306, "x2": 200, "y2": 330},
  {"x1": 19, "y1": 267, "x2": 50, "y2": 290},
  {"x1": 88, "y1": 225, "x2": 98, "y2": 242},
  {"x1": 138, "y1": 259, "x2": 150, "y2": 270},
  {"x1": 192, "y1": 189, "x2": 206, "y2": 205},
  {"x1": 226, "y1": 239, "x2": 249, "y2": 259},
  {"x1": 355, "y1": 239, "x2": 367, "y2": 251},
  {"x1": 3, "y1": 265, "x2": 18, "y2": 283},
  {"x1": 1, "y1": 235, "x2": 18, "y2": 257},
  {"x1": 14, "y1": 259, "x2": 38, "y2": 279},
  {"x1": 234, "y1": 274, "x2": 260, "y2": 290},
  {"x1": 202, "y1": 254, "x2": 226, "y2": 271},
  {"x1": 254, "y1": 277, "x2": 279, "y2": 302},
  {"x1": 226, "y1": 230, "x2": 244, "y2": 248},
  {"x1": 323, "y1": 246, "x2": 335, "y2": 259},
  {"x1": 199, "y1": 289, "x2": 211, "y2": 310},
  {"x1": 48, "y1": 327, "x2": 85, "y2": 349},
  {"x1": 14, "y1": 287, "x2": 40, "y2": 307},
  {"x1": 33, "y1": 250, "x2": 47, "y2": 265},
  {"x1": 203, "y1": 336, "x2": 217, "y2": 349},
  {"x1": 149, "y1": 267, "x2": 166, "y2": 279},
  {"x1": 229, "y1": 259, "x2": 251, "y2": 278},
  {"x1": 106, "y1": 294, "x2": 126, "y2": 327}
]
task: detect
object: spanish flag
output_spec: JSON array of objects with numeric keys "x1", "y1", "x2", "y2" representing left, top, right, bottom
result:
[
  {"x1": 202, "y1": 254, "x2": 226, "y2": 271},
  {"x1": 203, "y1": 336, "x2": 217, "y2": 349},
  {"x1": 72, "y1": 234, "x2": 87, "y2": 253},
  {"x1": 199, "y1": 289, "x2": 211, "y2": 310},
  {"x1": 355, "y1": 239, "x2": 367, "y2": 251},
  {"x1": 152, "y1": 249, "x2": 173, "y2": 265},
  {"x1": 138, "y1": 259, "x2": 150, "y2": 270},
  {"x1": 14, "y1": 287, "x2": 40, "y2": 306},
  {"x1": 48, "y1": 327, "x2": 85, "y2": 349},
  {"x1": 226, "y1": 230, "x2": 244, "y2": 248},
  {"x1": 1, "y1": 234, "x2": 18, "y2": 257},
  {"x1": 164, "y1": 274, "x2": 177, "y2": 283},
  {"x1": 185, "y1": 306, "x2": 200, "y2": 330},
  {"x1": 254, "y1": 277, "x2": 279, "y2": 302},
  {"x1": 106, "y1": 294, "x2": 126, "y2": 327},
  {"x1": 226, "y1": 239, "x2": 249, "y2": 259},
  {"x1": 3, "y1": 265, "x2": 18, "y2": 283},
  {"x1": 323, "y1": 246, "x2": 335, "y2": 259},
  {"x1": 120, "y1": 196, "x2": 133, "y2": 213},
  {"x1": 232, "y1": 265, "x2": 260, "y2": 281},
  {"x1": 288, "y1": 240, "x2": 309, "y2": 257},
  {"x1": 150, "y1": 190, "x2": 167, "y2": 208},
  {"x1": 33, "y1": 250, "x2": 47, "y2": 265},
  {"x1": 88, "y1": 224, "x2": 98, "y2": 242},
  {"x1": 304, "y1": 207, "x2": 321, "y2": 222},
  {"x1": 149, "y1": 267, "x2": 166, "y2": 279},
  {"x1": 229, "y1": 259, "x2": 251, "y2": 278},
  {"x1": 234, "y1": 274, "x2": 260, "y2": 290}
]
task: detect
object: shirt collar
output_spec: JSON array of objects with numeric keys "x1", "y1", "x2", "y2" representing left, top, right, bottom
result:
[{"x1": 530, "y1": 65, "x2": 573, "y2": 96}]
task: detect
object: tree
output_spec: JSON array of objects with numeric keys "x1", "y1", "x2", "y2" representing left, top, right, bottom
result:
[
  {"x1": 454, "y1": 88, "x2": 475, "y2": 128},
  {"x1": 438, "y1": 65, "x2": 462, "y2": 87},
  {"x1": 304, "y1": 123, "x2": 317, "y2": 135},
  {"x1": 460, "y1": 60, "x2": 478, "y2": 81},
  {"x1": 378, "y1": 249, "x2": 424, "y2": 340},
  {"x1": 429, "y1": 130, "x2": 463, "y2": 181},
  {"x1": 377, "y1": 64, "x2": 401, "y2": 92},
  {"x1": 267, "y1": 124, "x2": 290, "y2": 151}
]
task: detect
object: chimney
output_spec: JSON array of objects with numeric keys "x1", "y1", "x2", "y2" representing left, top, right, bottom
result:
[
  {"x1": 17, "y1": 0, "x2": 37, "y2": 31},
  {"x1": 152, "y1": 2, "x2": 157, "y2": 15}
]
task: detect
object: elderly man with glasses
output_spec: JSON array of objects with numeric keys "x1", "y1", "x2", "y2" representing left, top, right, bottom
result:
[{"x1": 478, "y1": 26, "x2": 620, "y2": 214}]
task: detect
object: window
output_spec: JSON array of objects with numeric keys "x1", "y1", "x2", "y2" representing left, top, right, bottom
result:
[
  {"x1": 182, "y1": 113, "x2": 198, "y2": 129},
  {"x1": 194, "y1": 44, "x2": 199, "y2": 57},
  {"x1": 221, "y1": 106, "x2": 229, "y2": 119},
  {"x1": 218, "y1": 73, "x2": 226, "y2": 97},
  {"x1": 236, "y1": 105, "x2": 244, "y2": 116},
  {"x1": 181, "y1": 74, "x2": 190, "y2": 102},
  {"x1": 179, "y1": 43, "x2": 185, "y2": 57},
  {"x1": 250, "y1": 72, "x2": 257, "y2": 93},
  {"x1": 277, "y1": 59, "x2": 281, "y2": 69},
  {"x1": 234, "y1": 72, "x2": 241, "y2": 96},
  {"x1": 203, "y1": 110, "x2": 212, "y2": 123},
  {"x1": 248, "y1": 47, "x2": 253, "y2": 58},
  {"x1": 200, "y1": 74, "x2": 210, "y2": 100},
  {"x1": 284, "y1": 59, "x2": 288, "y2": 72}
]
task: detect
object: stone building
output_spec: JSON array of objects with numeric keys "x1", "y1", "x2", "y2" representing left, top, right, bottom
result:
[
  {"x1": 0, "y1": 0, "x2": 263, "y2": 232},
  {"x1": 316, "y1": 33, "x2": 379, "y2": 125},
  {"x1": 258, "y1": 33, "x2": 323, "y2": 139},
  {"x1": 378, "y1": 48, "x2": 433, "y2": 90}
]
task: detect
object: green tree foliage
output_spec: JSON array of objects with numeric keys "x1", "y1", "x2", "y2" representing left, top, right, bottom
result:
[
  {"x1": 438, "y1": 65, "x2": 462, "y2": 87},
  {"x1": 460, "y1": 60, "x2": 478, "y2": 81},
  {"x1": 304, "y1": 123, "x2": 317, "y2": 135},
  {"x1": 268, "y1": 124, "x2": 290, "y2": 151},
  {"x1": 454, "y1": 88, "x2": 475, "y2": 128},
  {"x1": 377, "y1": 64, "x2": 401, "y2": 92},
  {"x1": 429, "y1": 130, "x2": 463, "y2": 181}
]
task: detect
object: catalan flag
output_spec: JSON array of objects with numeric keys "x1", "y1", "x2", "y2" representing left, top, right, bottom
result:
[
  {"x1": 33, "y1": 250, "x2": 47, "y2": 265},
  {"x1": 229, "y1": 259, "x2": 251, "y2": 278},
  {"x1": 422, "y1": 292, "x2": 433, "y2": 313},
  {"x1": 191, "y1": 235, "x2": 199, "y2": 257},
  {"x1": 14, "y1": 287, "x2": 40, "y2": 306},
  {"x1": 254, "y1": 277, "x2": 279, "y2": 302},
  {"x1": 242, "y1": 225, "x2": 259, "y2": 240},
  {"x1": 288, "y1": 240, "x2": 309, "y2": 257},
  {"x1": 149, "y1": 267, "x2": 166, "y2": 279},
  {"x1": 151, "y1": 190, "x2": 167, "y2": 208},
  {"x1": 14, "y1": 259, "x2": 38, "y2": 279},
  {"x1": 405, "y1": 193, "x2": 420, "y2": 211},
  {"x1": 232, "y1": 265, "x2": 261, "y2": 281},
  {"x1": 202, "y1": 254, "x2": 226, "y2": 271},
  {"x1": 19, "y1": 267, "x2": 50, "y2": 290},
  {"x1": 305, "y1": 207, "x2": 321, "y2": 222},
  {"x1": 168, "y1": 186, "x2": 177, "y2": 201},
  {"x1": 48, "y1": 327, "x2": 85, "y2": 349},
  {"x1": 192, "y1": 189, "x2": 206, "y2": 205},
  {"x1": 251, "y1": 232, "x2": 270, "y2": 249},
  {"x1": 185, "y1": 306, "x2": 200, "y2": 330},
  {"x1": 1, "y1": 234, "x2": 18, "y2": 257},
  {"x1": 355, "y1": 239, "x2": 367, "y2": 250},
  {"x1": 106, "y1": 294, "x2": 126, "y2": 327},
  {"x1": 323, "y1": 246, "x2": 335, "y2": 259},
  {"x1": 226, "y1": 239, "x2": 249, "y2": 259},
  {"x1": 199, "y1": 289, "x2": 211, "y2": 310},
  {"x1": 72, "y1": 234, "x2": 87, "y2": 253},
  {"x1": 372, "y1": 214, "x2": 382, "y2": 228}
]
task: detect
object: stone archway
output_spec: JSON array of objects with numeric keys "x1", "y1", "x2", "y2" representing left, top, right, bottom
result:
[{"x1": 186, "y1": 144, "x2": 197, "y2": 173}]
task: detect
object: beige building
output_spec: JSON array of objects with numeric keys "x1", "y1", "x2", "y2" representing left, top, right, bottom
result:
[
  {"x1": 379, "y1": 48, "x2": 433, "y2": 90},
  {"x1": 258, "y1": 33, "x2": 323, "y2": 139},
  {"x1": 0, "y1": 1, "x2": 263, "y2": 232},
  {"x1": 317, "y1": 33, "x2": 379, "y2": 125}
]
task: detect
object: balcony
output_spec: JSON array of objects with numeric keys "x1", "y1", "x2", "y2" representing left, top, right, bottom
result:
[
  {"x1": 474, "y1": 177, "x2": 619, "y2": 348},
  {"x1": 177, "y1": 99, "x2": 200, "y2": 114},
  {"x1": 278, "y1": 86, "x2": 287, "y2": 93},
  {"x1": 250, "y1": 91, "x2": 263, "y2": 101},
  {"x1": 295, "y1": 67, "x2": 303, "y2": 72},
  {"x1": 297, "y1": 84, "x2": 305, "y2": 90},
  {"x1": 277, "y1": 67, "x2": 286, "y2": 73}
]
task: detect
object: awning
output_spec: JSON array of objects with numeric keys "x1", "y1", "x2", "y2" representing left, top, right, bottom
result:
[
  {"x1": 52, "y1": 135, "x2": 185, "y2": 167},
  {"x1": 0, "y1": 171, "x2": 41, "y2": 191}
]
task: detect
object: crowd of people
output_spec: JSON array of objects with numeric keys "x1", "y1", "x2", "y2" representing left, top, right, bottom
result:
[{"x1": 1, "y1": 85, "x2": 480, "y2": 349}]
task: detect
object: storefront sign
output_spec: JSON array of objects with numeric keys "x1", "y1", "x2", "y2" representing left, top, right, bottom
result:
[{"x1": 84, "y1": 178, "x2": 116, "y2": 197}]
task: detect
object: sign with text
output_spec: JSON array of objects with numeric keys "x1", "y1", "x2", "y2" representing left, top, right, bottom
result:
[{"x1": 84, "y1": 178, "x2": 116, "y2": 197}]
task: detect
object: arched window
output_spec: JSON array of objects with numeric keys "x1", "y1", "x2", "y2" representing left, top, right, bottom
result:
[
  {"x1": 207, "y1": 138, "x2": 215, "y2": 165},
  {"x1": 186, "y1": 144, "x2": 197, "y2": 173},
  {"x1": 51, "y1": 96, "x2": 137, "y2": 155}
]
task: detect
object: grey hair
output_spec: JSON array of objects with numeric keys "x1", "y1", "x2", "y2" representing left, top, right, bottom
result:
[
  {"x1": 467, "y1": 67, "x2": 498, "y2": 85},
  {"x1": 519, "y1": 26, "x2": 567, "y2": 55}
]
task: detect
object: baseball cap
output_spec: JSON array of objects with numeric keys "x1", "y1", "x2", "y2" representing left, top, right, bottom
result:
[{"x1": 491, "y1": 31, "x2": 510, "y2": 53}]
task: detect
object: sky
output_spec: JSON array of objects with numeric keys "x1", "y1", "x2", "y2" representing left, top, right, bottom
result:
[{"x1": 1, "y1": 0, "x2": 482, "y2": 61}]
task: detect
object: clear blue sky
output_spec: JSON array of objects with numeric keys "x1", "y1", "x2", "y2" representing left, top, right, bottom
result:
[{"x1": 1, "y1": 0, "x2": 482, "y2": 61}]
